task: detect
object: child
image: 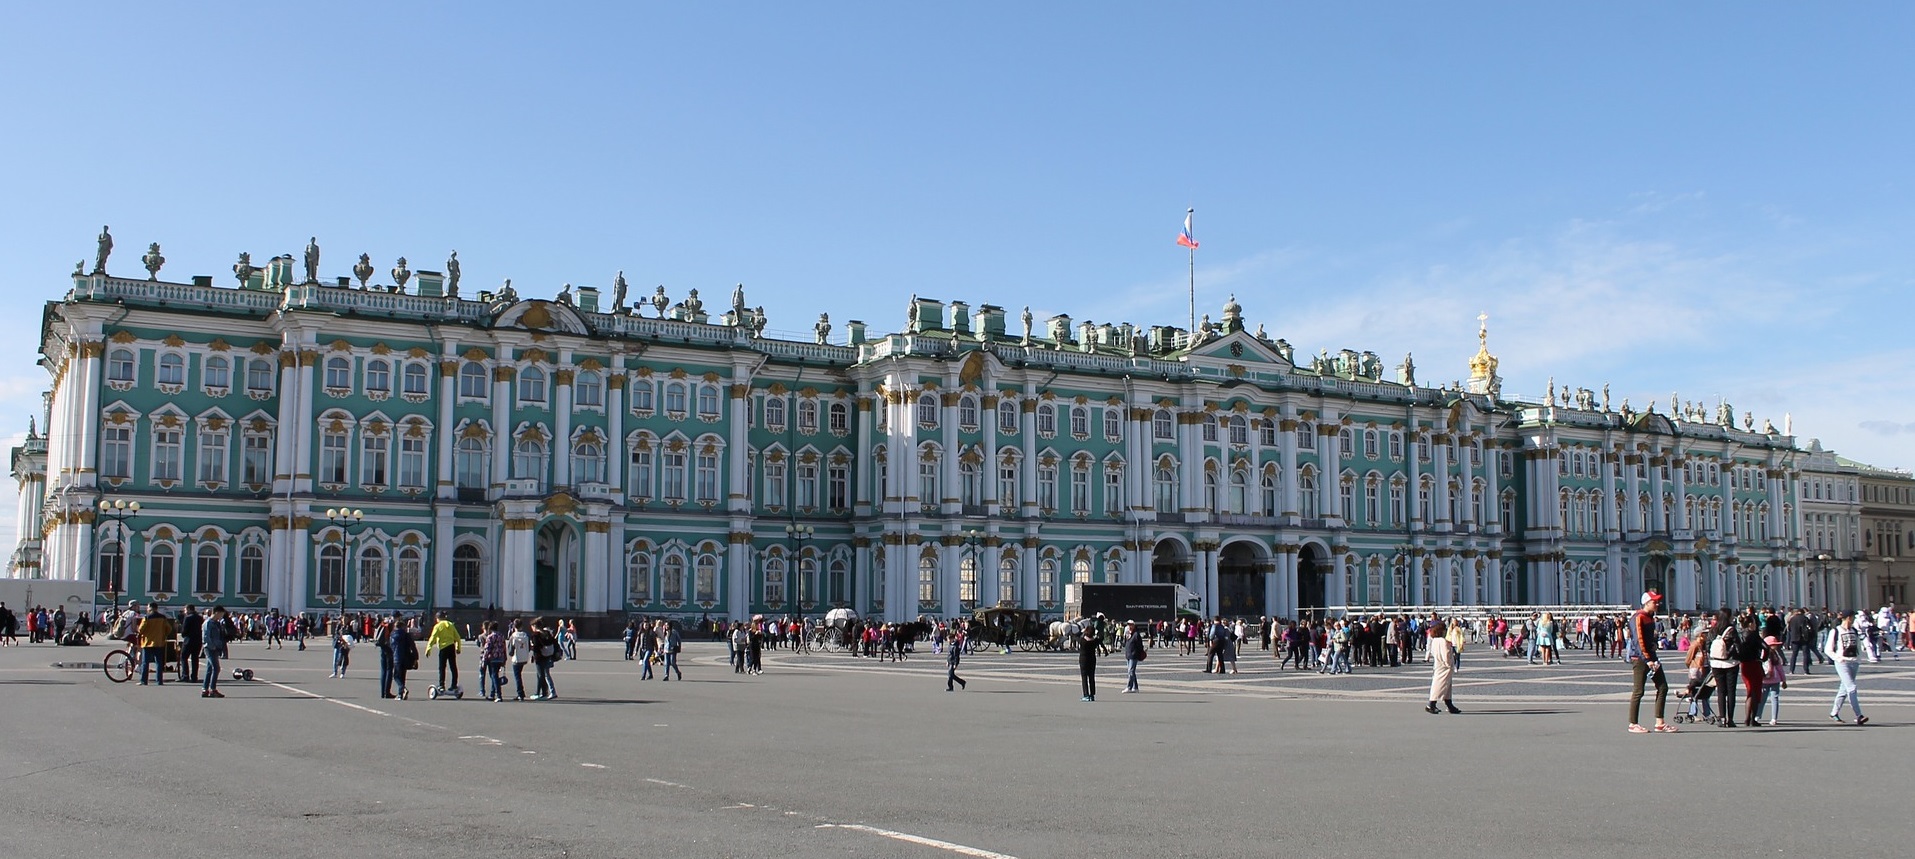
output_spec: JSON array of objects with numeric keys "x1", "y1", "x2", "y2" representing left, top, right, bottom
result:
[{"x1": 1759, "y1": 634, "x2": 1787, "y2": 726}]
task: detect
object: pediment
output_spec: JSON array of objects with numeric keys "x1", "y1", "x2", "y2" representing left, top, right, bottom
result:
[
  {"x1": 495, "y1": 300, "x2": 590, "y2": 335},
  {"x1": 1187, "y1": 331, "x2": 1292, "y2": 369}
]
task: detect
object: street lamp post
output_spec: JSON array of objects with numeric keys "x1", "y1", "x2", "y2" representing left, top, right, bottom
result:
[
  {"x1": 326, "y1": 508, "x2": 365, "y2": 623},
  {"x1": 1817, "y1": 553, "x2": 1832, "y2": 611},
  {"x1": 95, "y1": 498, "x2": 140, "y2": 616},
  {"x1": 784, "y1": 523, "x2": 813, "y2": 621}
]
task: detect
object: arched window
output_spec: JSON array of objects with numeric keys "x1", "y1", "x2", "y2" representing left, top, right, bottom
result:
[
  {"x1": 917, "y1": 394, "x2": 940, "y2": 429},
  {"x1": 798, "y1": 556, "x2": 818, "y2": 605},
  {"x1": 1155, "y1": 465, "x2": 1177, "y2": 513},
  {"x1": 324, "y1": 356, "x2": 351, "y2": 389},
  {"x1": 317, "y1": 544, "x2": 345, "y2": 599},
  {"x1": 765, "y1": 396, "x2": 787, "y2": 430},
  {"x1": 828, "y1": 558, "x2": 848, "y2": 604},
  {"x1": 828, "y1": 400, "x2": 849, "y2": 434},
  {"x1": 204, "y1": 356, "x2": 231, "y2": 390},
  {"x1": 626, "y1": 548, "x2": 652, "y2": 604},
  {"x1": 157, "y1": 353, "x2": 185, "y2": 386},
  {"x1": 246, "y1": 358, "x2": 275, "y2": 393},
  {"x1": 147, "y1": 543, "x2": 177, "y2": 595},
  {"x1": 453, "y1": 544, "x2": 483, "y2": 601},
  {"x1": 1154, "y1": 409, "x2": 1174, "y2": 440},
  {"x1": 456, "y1": 436, "x2": 488, "y2": 490},
  {"x1": 916, "y1": 550, "x2": 939, "y2": 608},
  {"x1": 1229, "y1": 467, "x2": 1249, "y2": 515},
  {"x1": 796, "y1": 398, "x2": 818, "y2": 434},
  {"x1": 357, "y1": 546, "x2": 386, "y2": 602},
  {"x1": 999, "y1": 551, "x2": 1019, "y2": 604},
  {"x1": 1069, "y1": 405, "x2": 1089, "y2": 438},
  {"x1": 513, "y1": 438, "x2": 548, "y2": 486},
  {"x1": 1299, "y1": 468, "x2": 1320, "y2": 516},
  {"x1": 365, "y1": 358, "x2": 391, "y2": 394},
  {"x1": 663, "y1": 382, "x2": 688, "y2": 415},
  {"x1": 959, "y1": 550, "x2": 978, "y2": 608},
  {"x1": 402, "y1": 362, "x2": 430, "y2": 396},
  {"x1": 392, "y1": 547, "x2": 421, "y2": 602},
  {"x1": 630, "y1": 377, "x2": 655, "y2": 413},
  {"x1": 108, "y1": 348, "x2": 136, "y2": 382},
  {"x1": 1038, "y1": 556, "x2": 1058, "y2": 603},
  {"x1": 1036, "y1": 403, "x2": 1056, "y2": 437},
  {"x1": 1073, "y1": 556, "x2": 1092, "y2": 584},
  {"x1": 764, "y1": 555, "x2": 787, "y2": 606},
  {"x1": 459, "y1": 361, "x2": 489, "y2": 398},
  {"x1": 694, "y1": 554, "x2": 718, "y2": 602},
  {"x1": 958, "y1": 395, "x2": 979, "y2": 429},
  {"x1": 572, "y1": 440, "x2": 606, "y2": 485},
  {"x1": 696, "y1": 384, "x2": 720, "y2": 418},
  {"x1": 194, "y1": 544, "x2": 222, "y2": 594},
  {"x1": 519, "y1": 367, "x2": 547, "y2": 404},
  {"x1": 575, "y1": 370, "x2": 603, "y2": 407},
  {"x1": 238, "y1": 544, "x2": 265, "y2": 595},
  {"x1": 661, "y1": 554, "x2": 685, "y2": 602},
  {"x1": 998, "y1": 399, "x2": 1019, "y2": 434}
]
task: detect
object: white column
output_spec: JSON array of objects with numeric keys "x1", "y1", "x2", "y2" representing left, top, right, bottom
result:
[
  {"x1": 435, "y1": 356, "x2": 457, "y2": 500},
  {"x1": 726, "y1": 375, "x2": 751, "y2": 513},
  {"x1": 1178, "y1": 407, "x2": 1201, "y2": 516},
  {"x1": 1318, "y1": 419, "x2": 1340, "y2": 520},
  {"x1": 1432, "y1": 435, "x2": 1452, "y2": 528},
  {"x1": 491, "y1": 357, "x2": 511, "y2": 491},
  {"x1": 940, "y1": 384, "x2": 960, "y2": 514},
  {"x1": 581, "y1": 521, "x2": 607, "y2": 613},
  {"x1": 605, "y1": 372, "x2": 625, "y2": 492},
  {"x1": 1019, "y1": 391, "x2": 1038, "y2": 518},
  {"x1": 1406, "y1": 429, "x2": 1423, "y2": 526},
  {"x1": 855, "y1": 391, "x2": 874, "y2": 512},
  {"x1": 433, "y1": 507, "x2": 455, "y2": 607},
  {"x1": 1280, "y1": 417, "x2": 1299, "y2": 517},
  {"x1": 606, "y1": 520, "x2": 627, "y2": 611},
  {"x1": 981, "y1": 392, "x2": 999, "y2": 506},
  {"x1": 552, "y1": 355, "x2": 573, "y2": 487}
]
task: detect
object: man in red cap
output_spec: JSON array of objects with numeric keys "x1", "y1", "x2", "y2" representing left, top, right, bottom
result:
[{"x1": 1626, "y1": 590, "x2": 1676, "y2": 733}]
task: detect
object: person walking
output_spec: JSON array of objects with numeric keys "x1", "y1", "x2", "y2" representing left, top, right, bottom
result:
[
  {"x1": 1699, "y1": 611, "x2": 1740, "y2": 728},
  {"x1": 389, "y1": 615, "x2": 417, "y2": 700},
  {"x1": 1425, "y1": 621, "x2": 1461, "y2": 714},
  {"x1": 1077, "y1": 623, "x2": 1099, "y2": 702},
  {"x1": 637, "y1": 621, "x2": 658, "y2": 680},
  {"x1": 1759, "y1": 634, "x2": 1787, "y2": 725},
  {"x1": 477, "y1": 620, "x2": 507, "y2": 702},
  {"x1": 622, "y1": 620, "x2": 639, "y2": 661},
  {"x1": 661, "y1": 621, "x2": 684, "y2": 680},
  {"x1": 1825, "y1": 610, "x2": 1869, "y2": 725},
  {"x1": 1784, "y1": 608, "x2": 1815, "y2": 675},
  {"x1": 329, "y1": 617, "x2": 353, "y2": 678},
  {"x1": 1625, "y1": 590, "x2": 1676, "y2": 734},
  {"x1": 506, "y1": 618, "x2": 533, "y2": 700},
  {"x1": 1122, "y1": 622, "x2": 1145, "y2": 693},
  {"x1": 946, "y1": 631, "x2": 967, "y2": 691},
  {"x1": 1735, "y1": 616, "x2": 1768, "y2": 726},
  {"x1": 375, "y1": 617, "x2": 397, "y2": 698},
  {"x1": 531, "y1": 618, "x2": 559, "y2": 700},
  {"x1": 199, "y1": 605, "x2": 232, "y2": 698}
]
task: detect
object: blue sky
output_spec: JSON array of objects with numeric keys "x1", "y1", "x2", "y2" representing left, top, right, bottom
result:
[{"x1": 2, "y1": 3, "x2": 1912, "y2": 545}]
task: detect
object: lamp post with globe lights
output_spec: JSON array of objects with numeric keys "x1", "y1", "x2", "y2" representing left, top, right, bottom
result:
[{"x1": 95, "y1": 498, "x2": 140, "y2": 616}]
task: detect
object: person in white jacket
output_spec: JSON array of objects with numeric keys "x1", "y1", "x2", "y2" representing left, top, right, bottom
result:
[{"x1": 1824, "y1": 611, "x2": 1869, "y2": 726}]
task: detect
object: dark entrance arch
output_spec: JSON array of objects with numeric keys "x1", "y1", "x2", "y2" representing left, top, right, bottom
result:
[
  {"x1": 1217, "y1": 542, "x2": 1267, "y2": 618},
  {"x1": 1151, "y1": 540, "x2": 1190, "y2": 586},
  {"x1": 1297, "y1": 544, "x2": 1329, "y2": 615},
  {"x1": 534, "y1": 520, "x2": 579, "y2": 612}
]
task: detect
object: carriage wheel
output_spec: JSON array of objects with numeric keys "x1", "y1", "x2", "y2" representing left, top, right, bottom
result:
[
  {"x1": 823, "y1": 634, "x2": 844, "y2": 653},
  {"x1": 102, "y1": 649, "x2": 134, "y2": 683},
  {"x1": 1018, "y1": 637, "x2": 1037, "y2": 652}
]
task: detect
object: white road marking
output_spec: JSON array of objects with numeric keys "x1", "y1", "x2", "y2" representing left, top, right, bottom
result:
[
  {"x1": 818, "y1": 823, "x2": 1022, "y2": 859},
  {"x1": 645, "y1": 778, "x2": 691, "y2": 788},
  {"x1": 260, "y1": 680, "x2": 446, "y2": 730},
  {"x1": 581, "y1": 763, "x2": 606, "y2": 769}
]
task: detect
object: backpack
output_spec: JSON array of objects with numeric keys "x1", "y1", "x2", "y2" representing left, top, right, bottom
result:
[
  {"x1": 536, "y1": 630, "x2": 557, "y2": 659},
  {"x1": 1709, "y1": 629, "x2": 1736, "y2": 662}
]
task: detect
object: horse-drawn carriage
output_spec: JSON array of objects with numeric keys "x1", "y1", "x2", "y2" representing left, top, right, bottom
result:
[
  {"x1": 813, "y1": 608, "x2": 860, "y2": 651},
  {"x1": 966, "y1": 606, "x2": 1053, "y2": 652}
]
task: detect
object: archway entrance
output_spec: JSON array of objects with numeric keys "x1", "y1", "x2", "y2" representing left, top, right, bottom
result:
[
  {"x1": 534, "y1": 520, "x2": 579, "y2": 612},
  {"x1": 1297, "y1": 544, "x2": 1328, "y2": 615},
  {"x1": 1151, "y1": 540, "x2": 1190, "y2": 586},
  {"x1": 1217, "y1": 541, "x2": 1267, "y2": 618},
  {"x1": 1642, "y1": 555, "x2": 1670, "y2": 607}
]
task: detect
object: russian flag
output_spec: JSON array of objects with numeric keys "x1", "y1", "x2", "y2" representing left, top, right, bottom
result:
[{"x1": 1177, "y1": 209, "x2": 1199, "y2": 249}]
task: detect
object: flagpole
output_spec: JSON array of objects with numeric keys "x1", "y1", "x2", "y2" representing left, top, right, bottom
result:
[{"x1": 1186, "y1": 207, "x2": 1196, "y2": 341}]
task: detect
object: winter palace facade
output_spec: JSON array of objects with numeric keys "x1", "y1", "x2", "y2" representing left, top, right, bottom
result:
[{"x1": 8, "y1": 239, "x2": 1828, "y2": 623}]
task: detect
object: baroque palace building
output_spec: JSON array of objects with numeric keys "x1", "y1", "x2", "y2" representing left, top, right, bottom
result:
[{"x1": 7, "y1": 236, "x2": 1831, "y2": 622}]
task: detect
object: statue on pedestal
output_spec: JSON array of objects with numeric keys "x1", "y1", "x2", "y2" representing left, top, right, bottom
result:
[
  {"x1": 446, "y1": 251, "x2": 461, "y2": 297},
  {"x1": 353, "y1": 254, "x2": 374, "y2": 289},
  {"x1": 93, "y1": 226, "x2": 113, "y2": 275},
  {"x1": 1602, "y1": 384, "x2": 1611, "y2": 412},
  {"x1": 814, "y1": 313, "x2": 832, "y2": 345},
  {"x1": 142, "y1": 243, "x2": 165, "y2": 281},
  {"x1": 612, "y1": 271, "x2": 628, "y2": 313},
  {"x1": 732, "y1": 283, "x2": 746, "y2": 318},
  {"x1": 751, "y1": 307, "x2": 767, "y2": 337},
  {"x1": 684, "y1": 288, "x2": 704, "y2": 317},
  {"x1": 1020, "y1": 306, "x2": 1033, "y2": 344},
  {"x1": 498, "y1": 278, "x2": 517, "y2": 303},
  {"x1": 651, "y1": 286, "x2": 669, "y2": 318},
  {"x1": 556, "y1": 283, "x2": 574, "y2": 306}
]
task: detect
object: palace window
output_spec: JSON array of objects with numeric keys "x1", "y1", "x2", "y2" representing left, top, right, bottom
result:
[
  {"x1": 1104, "y1": 467, "x2": 1123, "y2": 514},
  {"x1": 403, "y1": 362, "x2": 430, "y2": 396},
  {"x1": 1038, "y1": 557, "x2": 1057, "y2": 603},
  {"x1": 102, "y1": 425, "x2": 132, "y2": 480},
  {"x1": 513, "y1": 438, "x2": 548, "y2": 488},
  {"x1": 920, "y1": 552, "x2": 939, "y2": 606},
  {"x1": 625, "y1": 549, "x2": 651, "y2": 604},
  {"x1": 796, "y1": 462, "x2": 818, "y2": 508},
  {"x1": 319, "y1": 430, "x2": 349, "y2": 486},
  {"x1": 1069, "y1": 406, "x2": 1089, "y2": 439},
  {"x1": 246, "y1": 359, "x2": 275, "y2": 394},
  {"x1": 1229, "y1": 416, "x2": 1248, "y2": 446},
  {"x1": 575, "y1": 371, "x2": 603, "y2": 407},
  {"x1": 959, "y1": 395, "x2": 979, "y2": 430},
  {"x1": 999, "y1": 553, "x2": 1018, "y2": 604},
  {"x1": 196, "y1": 427, "x2": 227, "y2": 485},
  {"x1": 1036, "y1": 403, "x2": 1056, "y2": 437},
  {"x1": 573, "y1": 440, "x2": 606, "y2": 485},
  {"x1": 204, "y1": 356, "x2": 231, "y2": 391},
  {"x1": 398, "y1": 435, "x2": 427, "y2": 489},
  {"x1": 918, "y1": 394, "x2": 939, "y2": 429},
  {"x1": 360, "y1": 433, "x2": 389, "y2": 486},
  {"x1": 1104, "y1": 407, "x2": 1121, "y2": 441},
  {"x1": 663, "y1": 382, "x2": 688, "y2": 417},
  {"x1": 764, "y1": 460, "x2": 788, "y2": 508},
  {"x1": 1155, "y1": 467, "x2": 1176, "y2": 513},
  {"x1": 695, "y1": 555, "x2": 718, "y2": 602},
  {"x1": 148, "y1": 544, "x2": 177, "y2": 594},
  {"x1": 695, "y1": 449, "x2": 720, "y2": 502},
  {"x1": 238, "y1": 545, "x2": 265, "y2": 596},
  {"x1": 797, "y1": 399, "x2": 818, "y2": 434},
  {"x1": 152, "y1": 426, "x2": 183, "y2": 482},
  {"x1": 108, "y1": 348, "x2": 136, "y2": 383},
  {"x1": 324, "y1": 357, "x2": 351, "y2": 390},
  {"x1": 1037, "y1": 463, "x2": 1057, "y2": 511},
  {"x1": 1297, "y1": 425, "x2": 1315, "y2": 450},
  {"x1": 827, "y1": 462, "x2": 849, "y2": 510},
  {"x1": 697, "y1": 385, "x2": 720, "y2": 419},
  {"x1": 317, "y1": 544, "x2": 345, "y2": 599},
  {"x1": 455, "y1": 437, "x2": 488, "y2": 490},
  {"x1": 1202, "y1": 415, "x2": 1218, "y2": 442},
  {"x1": 365, "y1": 359, "x2": 391, "y2": 395},
  {"x1": 519, "y1": 367, "x2": 547, "y2": 405},
  {"x1": 1260, "y1": 421, "x2": 1277, "y2": 447},
  {"x1": 628, "y1": 446, "x2": 654, "y2": 500},
  {"x1": 662, "y1": 555, "x2": 685, "y2": 602},
  {"x1": 1155, "y1": 410, "x2": 1174, "y2": 441},
  {"x1": 396, "y1": 547, "x2": 423, "y2": 603},
  {"x1": 764, "y1": 556, "x2": 787, "y2": 606},
  {"x1": 630, "y1": 378, "x2": 655, "y2": 413},
  {"x1": 828, "y1": 401, "x2": 849, "y2": 434},
  {"x1": 765, "y1": 396, "x2": 786, "y2": 431},
  {"x1": 194, "y1": 544, "x2": 222, "y2": 595},
  {"x1": 158, "y1": 353, "x2": 185, "y2": 387},
  {"x1": 999, "y1": 399, "x2": 1019, "y2": 434},
  {"x1": 459, "y1": 362, "x2": 489, "y2": 399},
  {"x1": 1071, "y1": 464, "x2": 1091, "y2": 514},
  {"x1": 999, "y1": 459, "x2": 1019, "y2": 508},
  {"x1": 358, "y1": 545, "x2": 386, "y2": 602}
]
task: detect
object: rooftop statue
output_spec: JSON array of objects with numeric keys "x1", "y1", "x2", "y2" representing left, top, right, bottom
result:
[
  {"x1": 73, "y1": 260, "x2": 86, "y2": 278},
  {"x1": 498, "y1": 278, "x2": 517, "y2": 303},
  {"x1": 1021, "y1": 306, "x2": 1033, "y2": 344},
  {"x1": 651, "y1": 285, "x2": 669, "y2": 318},
  {"x1": 142, "y1": 243, "x2": 164, "y2": 281},
  {"x1": 732, "y1": 283, "x2": 746, "y2": 315},
  {"x1": 304, "y1": 237, "x2": 321, "y2": 284},
  {"x1": 390, "y1": 257, "x2": 412, "y2": 293},
  {"x1": 814, "y1": 312, "x2": 832, "y2": 345},
  {"x1": 446, "y1": 251, "x2": 461, "y2": 297},
  {"x1": 556, "y1": 283, "x2": 574, "y2": 306},
  {"x1": 684, "y1": 288, "x2": 703, "y2": 316},
  {"x1": 353, "y1": 254, "x2": 374, "y2": 289},
  {"x1": 234, "y1": 252, "x2": 256, "y2": 287},
  {"x1": 612, "y1": 271, "x2": 627, "y2": 313},
  {"x1": 93, "y1": 226, "x2": 113, "y2": 275}
]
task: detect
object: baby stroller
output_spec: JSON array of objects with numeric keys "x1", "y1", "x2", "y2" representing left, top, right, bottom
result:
[
  {"x1": 1503, "y1": 631, "x2": 1526, "y2": 658},
  {"x1": 1674, "y1": 670, "x2": 1718, "y2": 724}
]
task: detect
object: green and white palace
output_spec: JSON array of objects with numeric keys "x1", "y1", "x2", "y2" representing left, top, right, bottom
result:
[{"x1": 8, "y1": 237, "x2": 1819, "y2": 623}]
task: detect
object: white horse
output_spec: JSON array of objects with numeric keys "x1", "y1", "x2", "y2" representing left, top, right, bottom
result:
[{"x1": 1047, "y1": 620, "x2": 1083, "y2": 650}]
